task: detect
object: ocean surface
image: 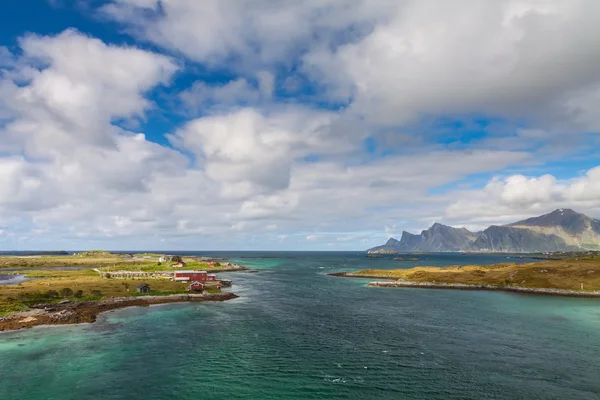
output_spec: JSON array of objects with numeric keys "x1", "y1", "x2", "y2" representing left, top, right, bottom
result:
[{"x1": 1, "y1": 252, "x2": 600, "y2": 400}]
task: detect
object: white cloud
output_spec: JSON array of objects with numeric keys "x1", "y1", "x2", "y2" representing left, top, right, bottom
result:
[
  {"x1": 1, "y1": 3, "x2": 600, "y2": 250},
  {"x1": 99, "y1": 0, "x2": 384, "y2": 66},
  {"x1": 170, "y1": 107, "x2": 338, "y2": 196},
  {"x1": 445, "y1": 166, "x2": 600, "y2": 225},
  {"x1": 103, "y1": 0, "x2": 600, "y2": 134},
  {"x1": 1, "y1": 29, "x2": 178, "y2": 157},
  {"x1": 304, "y1": 0, "x2": 600, "y2": 129}
]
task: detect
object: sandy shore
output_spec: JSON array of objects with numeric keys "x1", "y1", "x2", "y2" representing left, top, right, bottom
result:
[{"x1": 0, "y1": 292, "x2": 238, "y2": 332}]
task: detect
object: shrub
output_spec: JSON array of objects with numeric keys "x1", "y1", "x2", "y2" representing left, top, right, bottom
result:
[
  {"x1": 46, "y1": 290, "x2": 59, "y2": 299},
  {"x1": 59, "y1": 288, "x2": 74, "y2": 298},
  {"x1": 74, "y1": 290, "x2": 84, "y2": 298},
  {"x1": 90, "y1": 290, "x2": 103, "y2": 297},
  {"x1": 214, "y1": 262, "x2": 221, "y2": 267}
]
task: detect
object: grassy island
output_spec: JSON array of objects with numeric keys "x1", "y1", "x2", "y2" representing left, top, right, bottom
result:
[
  {"x1": 331, "y1": 255, "x2": 600, "y2": 297},
  {"x1": 0, "y1": 251, "x2": 246, "y2": 330}
]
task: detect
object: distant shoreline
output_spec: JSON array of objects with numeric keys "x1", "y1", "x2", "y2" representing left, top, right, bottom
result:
[
  {"x1": 365, "y1": 280, "x2": 600, "y2": 298},
  {"x1": 329, "y1": 253, "x2": 600, "y2": 299},
  {"x1": 330, "y1": 272, "x2": 600, "y2": 298},
  {"x1": 0, "y1": 292, "x2": 238, "y2": 332}
]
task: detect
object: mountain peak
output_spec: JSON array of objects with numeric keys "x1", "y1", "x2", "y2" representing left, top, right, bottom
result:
[
  {"x1": 551, "y1": 208, "x2": 579, "y2": 216},
  {"x1": 367, "y1": 209, "x2": 600, "y2": 253},
  {"x1": 385, "y1": 238, "x2": 400, "y2": 245}
]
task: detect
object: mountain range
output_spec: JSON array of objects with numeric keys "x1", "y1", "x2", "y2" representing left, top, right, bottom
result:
[{"x1": 368, "y1": 209, "x2": 600, "y2": 253}]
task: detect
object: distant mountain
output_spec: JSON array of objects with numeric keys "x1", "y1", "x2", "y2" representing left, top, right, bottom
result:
[
  {"x1": 368, "y1": 223, "x2": 477, "y2": 253},
  {"x1": 368, "y1": 209, "x2": 600, "y2": 253}
]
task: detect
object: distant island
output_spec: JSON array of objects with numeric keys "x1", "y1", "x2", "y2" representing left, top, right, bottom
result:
[
  {"x1": 368, "y1": 209, "x2": 600, "y2": 254},
  {"x1": 332, "y1": 252, "x2": 600, "y2": 298},
  {"x1": 0, "y1": 251, "x2": 247, "y2": 331}
]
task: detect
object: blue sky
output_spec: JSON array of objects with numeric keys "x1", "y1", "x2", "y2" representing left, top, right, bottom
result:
[{"x1": 0, "y1": 0, "x2": 599, "y2": 251}]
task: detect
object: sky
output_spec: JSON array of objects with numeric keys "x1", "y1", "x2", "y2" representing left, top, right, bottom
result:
[{"x1": 1, "y1": 0, "x2": 600, "y2": 251}]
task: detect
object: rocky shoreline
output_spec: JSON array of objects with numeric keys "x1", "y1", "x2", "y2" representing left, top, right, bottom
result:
[
  {"x1": 0, "y1": 292, "x2": 238, "y2": 332},
  {"x1": 367, "y1": 281, "x2": 600, "y2": 298},
  {"x1": 330, "y1": 271, "x2": 600, "y2": 298},
  {"x1": 328, "y1": 272, "x2": 399, "y2": 280}
]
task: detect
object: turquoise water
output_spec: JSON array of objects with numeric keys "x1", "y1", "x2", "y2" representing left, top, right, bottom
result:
[{"x1": 1, "y1": 252, "x2": 600, "y2": 399}]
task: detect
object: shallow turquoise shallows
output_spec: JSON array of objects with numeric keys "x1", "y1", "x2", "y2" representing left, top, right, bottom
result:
[{"x1": 1, "y1": 252, "x2": 600, "y2": 400}]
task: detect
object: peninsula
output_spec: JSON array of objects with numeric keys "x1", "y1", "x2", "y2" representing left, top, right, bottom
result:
[
  {"x1": 331, "y1": 252, "x2": 600, "y2": 297},
  {"x1": 0, "y1": 251, "x2": 246, "y2": 331}
]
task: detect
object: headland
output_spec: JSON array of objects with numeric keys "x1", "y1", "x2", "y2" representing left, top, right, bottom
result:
[
  {"x1": 0, "y1": 251, "x2": 247, "y2": 331},
  {"x1": 330, "y1": 253, "x2": 600, "y2": 298}
]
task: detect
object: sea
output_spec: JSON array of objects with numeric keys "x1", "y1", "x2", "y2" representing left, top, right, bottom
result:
[{"x1": 1, "y1": 252, "x2": 599, "y2": 400}]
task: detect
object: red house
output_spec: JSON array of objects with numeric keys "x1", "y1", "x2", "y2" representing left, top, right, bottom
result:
[
  {"x1": 173, "y1": 270, "x2": 217, "y2": 282},
  {"x1": 187, "y1": 281, "x2": 204, "y2": 292}
]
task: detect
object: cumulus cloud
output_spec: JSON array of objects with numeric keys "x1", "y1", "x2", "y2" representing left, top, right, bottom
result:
[
  {"x1": 445, "y1": 166, "x2": 600, "y2": 225},
  {"x1": 99, "y1": 0, "x2": 383, "y2": 66},
  {"x1": 170, "y1": 107, "x2": 338, "y2": 196},
  {"x1": 304, "y1": 0, "x2": 600, "y2": 130},
  {"x1": 1, "y1": 2, "x2": 600, "y2": 249},
  {"x1": 1, "y1": 29, "x2": 178, "y2": 156},
  {"x1": 102, "y1": 0, "x2": 600, "y2": 132}
]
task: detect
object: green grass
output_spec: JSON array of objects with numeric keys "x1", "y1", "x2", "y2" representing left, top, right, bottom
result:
[
  {"x1": 0, "y1": 298, "x2": 28, "y2": 316},
  {"x1": 0, "y1": 265, "x2": 227, "y2": 315},
  {"x1": 98, "y1": 261, "x2": 221, "y2": 272},
  {"x1": 19, "y1": 269, "x2": 98, "y2": 278}
]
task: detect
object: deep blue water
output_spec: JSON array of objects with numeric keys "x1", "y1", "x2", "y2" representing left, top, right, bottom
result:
[{"x1": 1, "y1": 252, "x2": 599, "y2": 399}]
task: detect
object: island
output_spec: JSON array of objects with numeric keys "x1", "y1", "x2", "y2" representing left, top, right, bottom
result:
[
  {"x1": 330, "y1": 253, "x2": 600, "y2": 297},
  {"x1": 0, "y1": 251, "x2": 247, "y2": 331}
]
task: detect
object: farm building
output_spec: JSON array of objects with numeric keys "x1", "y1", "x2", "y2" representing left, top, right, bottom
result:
[
  {"x1": 173, "y1": 270, "x2": 217, "y2": 282},
  {"x1": 187, "y1": 281, "x2": 204, "y2": 292},
  {"x1": 137, "y1": 284, "x2": 151, "y2": 293}
]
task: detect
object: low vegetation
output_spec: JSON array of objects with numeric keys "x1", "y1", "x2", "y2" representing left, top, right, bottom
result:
[
  {"x1": 97, "y1": 260, "x2": 221, "y2": 273},
  {"x1": 346, "y1": 256, "x2": 600, "y2": 291},
  {"x1": 0, "y1": 251, "x2": 228, "y2": 271},
  {"x1": 0, "y1": 271, "x2": 223, "y2": 315},
  {"x1": 0, "y1": 254, "x2": 228, "y2": 315}
]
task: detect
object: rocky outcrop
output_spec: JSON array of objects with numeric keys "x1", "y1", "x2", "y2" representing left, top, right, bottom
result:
[
  {"x1": 0, "y1": 292, "x2": 238, "y2": 332},
  {"x1": 365, "y1": 281, "x2": 600, "y2": 298},
  {"x1": 367, "y1": 248, "x2": 398, "y2": 255}
]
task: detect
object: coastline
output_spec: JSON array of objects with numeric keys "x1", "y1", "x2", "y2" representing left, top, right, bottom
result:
[
  {"x1": 0, "y1": 292, "x2": 238, "y2": 332},
  {"x1": 366, "y1": 280, "x2": 600, "y2": 298},
  {"x1": 329, "y1": 257, "x2": 600, "y2": 299}
]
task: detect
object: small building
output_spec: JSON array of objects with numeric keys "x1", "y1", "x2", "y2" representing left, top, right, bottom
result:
[
  {"x1": 137, "y1": 284, "x2": 151, "y2": 294},
  {"x1": 187, "y1": 281, "x2": 204, "y2": 292},
  {"x1": 159, "y1": 255, "x2": 174, "y2": 263},
  {"x1": 173, "y1": 270, "x2": 216, "y2": 282}
]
